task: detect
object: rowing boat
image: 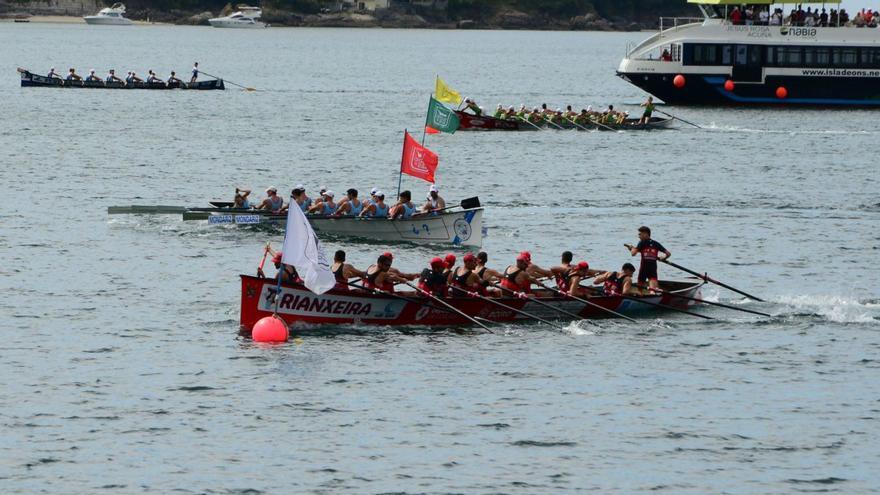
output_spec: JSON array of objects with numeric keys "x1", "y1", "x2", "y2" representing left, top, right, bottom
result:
[
  {"x1": 108, "y1": 204, "x2": 485, "y2": 247},
  {"x1": 454, "y1": 111, "x2": 673, "y2": 131},
  {"x1": 239, "y1": 275, "x2": 704, "y2": 331},
  {"x1": 17, "y1": 68, "x2": 225, "y2": 90}
]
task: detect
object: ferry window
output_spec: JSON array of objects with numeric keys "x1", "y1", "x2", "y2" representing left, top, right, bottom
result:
[
  {"x1": 748, "y1": 46, "x2": 761, "y2": 65},
  {"x1": 816, "y1": 48, "x2": 830, "y2": 65},
  {"x1": 861, "y1": 49, "x2": 880, "y2": 67},
  {"x1": 693, "y1": 44, "x2": 718, "y2": 65},
  {"x1": 778, "y1": 47, "x2": 802, "y2": 66},
  {"x1": 833, "y1": 49, "x2": 857, "y2": 66},
  {"x1": 735, "y1": 45, "x2": 748, "y2": 65},
  {"x1": 766, "y1": 46, "x2": 776, "y2": 66},
  {"x1": 722, "y1": 45, "x2": 733, "y2": 65}
]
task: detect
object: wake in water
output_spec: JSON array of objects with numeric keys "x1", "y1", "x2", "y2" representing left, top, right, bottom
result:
[
  {"x1": 773, "y1": 294, "x2": 880, "y2": 324},
  {"x1": 703, "y1": 122, "x2": 874, "y2": 136}
]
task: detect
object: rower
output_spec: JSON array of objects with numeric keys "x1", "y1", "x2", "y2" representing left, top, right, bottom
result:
[
  {"x1": 389, "y1": 190, "x2": 416, "y2": 219},
  {"x1": 334, "y1": 188, "x2": 363, "y2": 216},
  {"x1": 359, "y1": 191, "x2": 389, "y2": 218},
  {"x1": 363, "y1": 254, "x2": 416, "y2": 293},
  {"x1": 84, "y1": 69, "x2": 101, "y2": 82},
  {"x1": 362, "y1": 187, "x2": 379, "y2": 210},
  {"x1": 167, "y1": 71, "x2": 183, "y2": 85},
  {"x1": 106, "y1": 69, "x2": 124, "y2": 83},
  {"x1": 418, "y1": 257, "x2": 449, "y2": 297},
  {"x1": 286, "y1": 185, "x2": 312, "y2": 213},
  {"x1": 190, "y1": 62, "x2": 199, "y2": 84},
  {"x1": 594, "y1": 263, "x2": 639, "y2": 296},
  {"x1": 233, "y1": 187, "x2": 251, "y2": 208},
  {"x1": 551, "y1": 251, "x2": 574, "y2": 289},
  {"x1": 552, "y1": 109, "x2": 565, "y2": 125},
  {"x1": 540, "y1": 103, "x2": 551, "y2": 116},
  {"x1": 442, "y1": 253, "x2": 456, "y2": 277},
  {"x1": 527, "y1": 108, "x2": 544, "y2": 125},
  {"x1": 129, "y1": 71, "x2": 144, "y2": 83},
  {"x1": 625, "y1": 225, "x2": 671, "y2": 291},
  {"x1": 504, "y1": 106, "x2": 516, "y2": 120},
  {"x1": 146, "y1": 70, "x2": 162, "y2": 83},
  {"x1": 639, "y1": 96, "x2": 655, "y2": 125},
  {"x1": 449, "y1": 253, "x2": 485, "y2": 296},
  {"x1": 66, "y1": 68, "x2": 82, "y2": 81},
  {"x1": 475, "y1": 251, "x2": 503, "y2": 296},
  {"x1": 518, "y1": 250, "x2": 554, "y2": 279},
  {"x1": 420, "y1": 184, "x2": 445, "y2": 215},
  {"x1": 493, "y1": 104, "x2": 505, "y2": 119},
  {"x1": 308, "y1": 190, "x2": 336, "y2": 215},
  {"x1": 501, "y1": 254, "x2": 535, "y2": 296},
  {"x1": 565, "y1": 105, "x2": 577, "y2": 119},
  {"x1": 331, "y1": 250, "x2": 365, "y2": 291},
  {"x1": 559, "y1": 261, "x2": 592, "y2": 297},
  {"x1": 575, "y1": 109, "x2": 590, "y2": 125},
  {"x1": 267, "y1": 251, "x2": 301, "y2": 285},
  {"x1": 47, "y1": 67, "x2": 60, "y2": 79},
  {"x1": 463, "y1": 98, "x2": 482, "y2": 116},
  {"x1": 515, "y1": 105, "x2": 527, "y2": 121},
  {"x1": 256, "y1": 187, "x2": 284, "y2": 212}
]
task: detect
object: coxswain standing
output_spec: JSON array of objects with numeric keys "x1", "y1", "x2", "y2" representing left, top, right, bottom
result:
[
  {"x1": 449, "y1": 253, "x2": 485, "y2": 296},
  {"x1": 594, "y1": 263, "x2": 638, "y2": 296},
  {"x1": 190, "y1": 62, "x2": 199, "y2": 84},
  {"x1": 359, "y1": 191, "x2": 389, "y2": 218},
  {"x1": 639, "y1": 96, "x2": 655, "y2": 125},
  {"x1": 106, "y1": 69, "x2": 124, "y2": 83},
  {"x1": 66, "y1": 68, "x2": 82, "y2": 81},
  {"x1": 625, "y1": 226, "x2": 671, "y2": 292},
  {"x1": 331, "y1": 250, "x2": 365, "y2": 291},
  {"x1": 167, "y1": 71, "x2": 183, "y2": 86},
  {"x1": 334, "y1": 188, "x2": 363, "y2": 216},
  {"x1": 389, "y1": 190, "x2": 416, "y2": 219},
  {"x1": 363, "y1": 254, "x2": 417, "y2": 294},
  {"x1": 418, "y1": 257, "x2": 449, "y2": 297},
  {"x1": 420, "y1": 185, "x2": 445, "y2": 215},
  {"x1": 84, "y1": 69, "x2": 101, "y2": 82},
  {"x1": 500, "y1": 254, "x2": 537, "y2": 296},
  {"x1": 256, "y1": 187, "x2": 284, "y2": 212},
  {"x1": 233, "y1": 187, "x2": 251, "y2": 208}
]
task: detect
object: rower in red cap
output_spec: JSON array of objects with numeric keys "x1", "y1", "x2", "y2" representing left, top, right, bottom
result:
[
  {"x1": 418, "y1": 257, "x2": 449, "y2": 297},
  {"x1": 594, "y1": 263, "x2": 639, "y2": 296},
  {"x1": 442, "y1": 253, "x2": 456, "y2": 277},
  {"x1": 518, "y1": 250, "x2": 555, "y2": 279},
  {"x1": 500, "y1": 253, "x2": 537, "y2": 296},
  {"x1": 559, "y1": 261, "x2": 592, "y2": 297},
  {"x1": 363, "y1": 253, "x2": 416, "y2": 293},
  {"x1": 449, "y1": 253, "x2": 486, "y2": 296},
  {"x1": 260, "y1": 250, "x2": 301, "y2": 285}
]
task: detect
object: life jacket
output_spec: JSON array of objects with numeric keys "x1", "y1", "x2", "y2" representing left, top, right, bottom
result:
[
  {"x1": 500, "y1": 267, "x2": 529, "y2": 293},
  {"x1": 418, "y1": 268, "x2": 447, "y2": 297},
  {"x1": 365, "y1": 266, "x2": 394, "y2": 293},
  {"x1": 603, "y1": 272, "x2": 624, "y2": 296},
  {"x1": 332, "y1": 263, "x2": 348, "y2": 291}
]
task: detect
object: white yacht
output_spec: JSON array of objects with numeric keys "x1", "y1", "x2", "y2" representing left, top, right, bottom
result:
[
  {"x1": 617, "y1": 0, "x2": 880, "y2": 106},
  {"x1": 209, "y1": 6, "x2": 267, "y2": 28},
  {"x1": 83, "y1": 3, "x2": 133, "y2": 25}
]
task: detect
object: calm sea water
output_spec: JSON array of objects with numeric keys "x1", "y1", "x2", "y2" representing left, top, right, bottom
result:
[{"x1": 1, "y1": 23, "x2": 879, "y2": 494}]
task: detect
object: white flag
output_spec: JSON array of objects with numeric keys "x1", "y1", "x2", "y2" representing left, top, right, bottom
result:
[{"x1": 281, "y1": 203, "x2": 336, "y2": 294}]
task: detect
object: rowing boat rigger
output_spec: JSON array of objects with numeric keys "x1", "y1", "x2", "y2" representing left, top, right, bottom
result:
[{"x1": 239, "y1": 275, "x2": 704, "y2": 331}]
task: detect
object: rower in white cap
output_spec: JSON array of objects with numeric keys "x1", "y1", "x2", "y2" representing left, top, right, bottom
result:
[
  {"x1": 420, "y1": 184, "x2": 446, "y2": 215},
  {"x1": 256, "y1": 187, "x2": 283, "y2": 212},
  {"x1": 308, "y1": 189, "x2": 336, "y2": 215}
]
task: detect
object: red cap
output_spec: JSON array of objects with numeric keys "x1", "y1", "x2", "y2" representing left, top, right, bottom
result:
[
  {"x1": 382, "y1": 251, "x2": 393, "y2": 260},
  {"x1": 444, "y1": 253, "x2": 456, "y2": 264},
  {"x1": 519, "y1": 251, "x2": 532, "y2": 261},
  {"x1": 516, "y1": 254, "x2": 529, "y2": 263},
  {"x1": 463, "y1": 253, "x2": 476, "y2": 263},
  {"x1": 430, "y1": 257, "x2": 445, "y2": 268},
  {"x1": 272, "y1": 252, "x2": 283, "y2": 263},
  {"x1": 577, "y1": 261, "x2": 589, "y2": 271}
]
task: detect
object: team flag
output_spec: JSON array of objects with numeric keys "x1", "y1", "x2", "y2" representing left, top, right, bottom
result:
[
  {"x1": 281, "y1": 203, "x2": 336, "y2": 294},
  {"x1": 435, "y1": 77, "x2": 462, "y2": 105},
  {"x1": 425, "y1": 96, "x2": 459, "y2": 134},
  {"x1": 400, "y1": 131, "x2": 439, "y2": 183}
]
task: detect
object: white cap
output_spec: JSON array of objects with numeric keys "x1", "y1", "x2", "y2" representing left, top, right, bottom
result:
[
  {"x1": 324, "y1": 190, "x2": 334, "y2": 198},
  {"x1": 319, "y1": 185, "x2": 327, "y2": 193},
  {"x1": 50, "y1": 67, "x2": 55, "y2": 70},
  {"x1": 266, "y1": 187, "x2": 277, "y2": 193},
  {"x1": 429, "y1": 184, "x2": 439, "y2": 193},
  {"x1": 90, "y1": 69, "x2": 95, "y2": 73},
  {"x1": 370, "y1": 187, "x2": 379, "y2": 195},
  {"x1": 497, "y1": 103, "x2": 503, "y2": 108},
  {"x1": 375, "y1": 190, "x2": 384, "y2": 197},
  {"x1": 587, "y1": 105, "x2": 593, "y2": 111},
  {"x1": 508, "y1": 106, "x2": 514, "y2": 111},
  {"x1": 556, "y1": 108, "x2": 561, "y2": 112},
  {"x1": 294, "y1": 184, "x2": 305, "y2": 190}
]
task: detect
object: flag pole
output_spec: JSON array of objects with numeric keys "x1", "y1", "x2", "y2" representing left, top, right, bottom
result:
[
  {"x1": 397, "y1": 129, "x2": 406, "y2": 198},
  {"x1": 422, "y1": 95, "x2": 431, "y2": 145}
]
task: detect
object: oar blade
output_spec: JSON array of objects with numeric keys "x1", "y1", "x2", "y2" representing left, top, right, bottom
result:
[{"x1": 459, "y1": 196, "x2": 480, "y2": 210}]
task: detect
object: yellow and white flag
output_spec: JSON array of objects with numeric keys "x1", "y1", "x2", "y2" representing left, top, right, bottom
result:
[{"x1": 435, "y1": 77, "x2": 462, "y2": 105}]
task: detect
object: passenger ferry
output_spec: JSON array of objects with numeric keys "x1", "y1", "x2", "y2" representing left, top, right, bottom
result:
[{"x1": 617, "y1": 0, "x2": 880, "y2": 106}]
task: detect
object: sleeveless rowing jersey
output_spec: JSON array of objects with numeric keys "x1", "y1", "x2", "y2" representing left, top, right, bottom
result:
[
  {"x1": 332, "y1": 264, "x2": 348, "y2": 291},
  {"x1": 322, "y1": 201, "x2": 336, "y2": 215},
  {"x1": 556, "y1": 267, "x2": 572, "y2": 291},
  {"x1": 418, "y1": 269, "x2": 448, "y2": 297},
  {"x1": 401, "y1": 202, "x2": 415, "y2": 218},
  {"x1": 298, "y1": 198, "x2": 312, "y2": 212},
  {"x1": 500, "y1": 268, "x2": 529, "y2": 293},
  {"x1": 372, "y1": 203, "x2": 389, "y2": 217},
  {"x1": 452, "y1": 268, "x2": 483, "y2": 295},
  {"x1": 365, "y1": 267, "x2": 394, "y2": 293},
  {"x1": 349, "y1": 200, "x2": 363, "y2": 216},
  {"x1": 603, "y1": 272, "x2": 624, "y2": 295},
  {"x1": 240, "y1": 199, "x2": 250, "y2": 209},
  {"x1": 106, "y1": 75, "x2": 114, "y2": 82},
  {"x1": 268, "y1": 196, "x2": 283, "y2": 211}
]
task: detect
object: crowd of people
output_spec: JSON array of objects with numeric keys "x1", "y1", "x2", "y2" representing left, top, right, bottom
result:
[
  {"x1": 46, "y1": 62, "x2": 201, "y2": 85},
  {"x1": 233, "y1": 184, "x2": 448, "y2": 219},
  {"x1": 262, "y1": 226, "x2": 672, "y2": 299},
  {"x1": 463, "y1": 97, "x2": 657, "y2": 126},
  {"x1": 726, "y1": 4, "x2": 874, "y2": 28}
]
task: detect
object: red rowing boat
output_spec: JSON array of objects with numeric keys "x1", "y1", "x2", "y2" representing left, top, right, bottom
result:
[{"x1": 239, "y1": 275, "x2": 704, "y2": 331}]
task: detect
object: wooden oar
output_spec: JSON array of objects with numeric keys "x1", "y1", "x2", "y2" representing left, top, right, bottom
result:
[
  {"x1": 402, "y1": 282, "x2": 493, "y2": 332},
  {"x1": 660, "y1": 259, "x2": 764, "y2": 302},
  {"x1": 198, "y1": 70, "x2": 256, "y2": 91},
  {"x1": 534, "y1": 281, "x2": 637, "y2": 323},
  {"x1": 491, "y1": 283, "x2": 588, "y2": 322},
  {"x1": 544, "y1": 118, "x2": 565, "y2": 130},
  {"x1": 449, "y1": 285, "x2": 564, "y2": 329},
  {"x1": 564, "y1": 116, "x2": 591, "y2": 132},
  {"x1": 579, "y1": 284, "x2": 713, "y2": 320},
  {"x1": 520, "y1": 116, "x2": 546, "y2": 131},
  {"x1": 256, "y1": 242, "x2": 271, "y2": 277},
  {"x1": 412, "y1": 196, "x2": 480, "y2": 217},
  {"x1": 589, "y1": 117, "x2": 617, "y2": 132},
  {"x1": 655, "y1": 109, "x2": 701, "y2": 129},
  {"x1": 635, "y1": 283, "x2": 771, "y2": 317}
]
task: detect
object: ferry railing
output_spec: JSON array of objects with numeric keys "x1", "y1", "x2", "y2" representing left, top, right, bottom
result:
[{"x1": 658, "y1": 16, "x2": 704, "y2": 34}]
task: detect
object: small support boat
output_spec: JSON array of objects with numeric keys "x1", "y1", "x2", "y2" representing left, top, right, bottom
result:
[
  {"x1": 209, "y1": 6, "x2": 267, "y2": 28},
  {"x1": 108, "y1": 202, "x2": 484, "y2": 247},
  {"x1": 83, "y1": 3, "x2": 133, "y2": 25},
  {"x1": 17, "y1": 68, "x2": 225, "y2": 90},
  {"x1": 455, "y1": 111, "x2": 673, "y2": 131},
  {"x1": 239, "y1": 276, "x2": 704, "y2": 331}
]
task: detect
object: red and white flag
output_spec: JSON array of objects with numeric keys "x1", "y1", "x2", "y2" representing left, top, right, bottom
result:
[{"x1": 400, "y1": 131, "x2": 438, "y2": 183}]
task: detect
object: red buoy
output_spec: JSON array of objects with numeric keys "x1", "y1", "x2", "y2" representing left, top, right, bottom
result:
[
  {"x1": 252, "y1": 315, "x2": 289, "y2": 343},
  {"x1": 776, "y1": 86, "x2": 788, "y2": 99},
  {"x1": 673, "y1": 74, "x2": 686, "y2": 88},
  {"x1": 724, "y1": 79, "x2": 735, "y2": 92}
]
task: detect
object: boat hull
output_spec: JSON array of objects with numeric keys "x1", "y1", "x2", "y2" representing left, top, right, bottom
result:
[
  {"x1": 191, "y1": 208, "x2": 484, "y2": 247},
  {"x1": 454, "y1": 111, "x2": 672, "y2": 131},
  {"x1": 239, "y1": 275, "x2": 704, "y2": 331},
  {"x1": 18, "y1": 69, "x2": 224, "y2": 90},
  {"x1": 83, "y1": 16, "x2": 133, "y2": 25},
  {"x1": 208, "y1": 19, "x2": 267, "y2": 28}
]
